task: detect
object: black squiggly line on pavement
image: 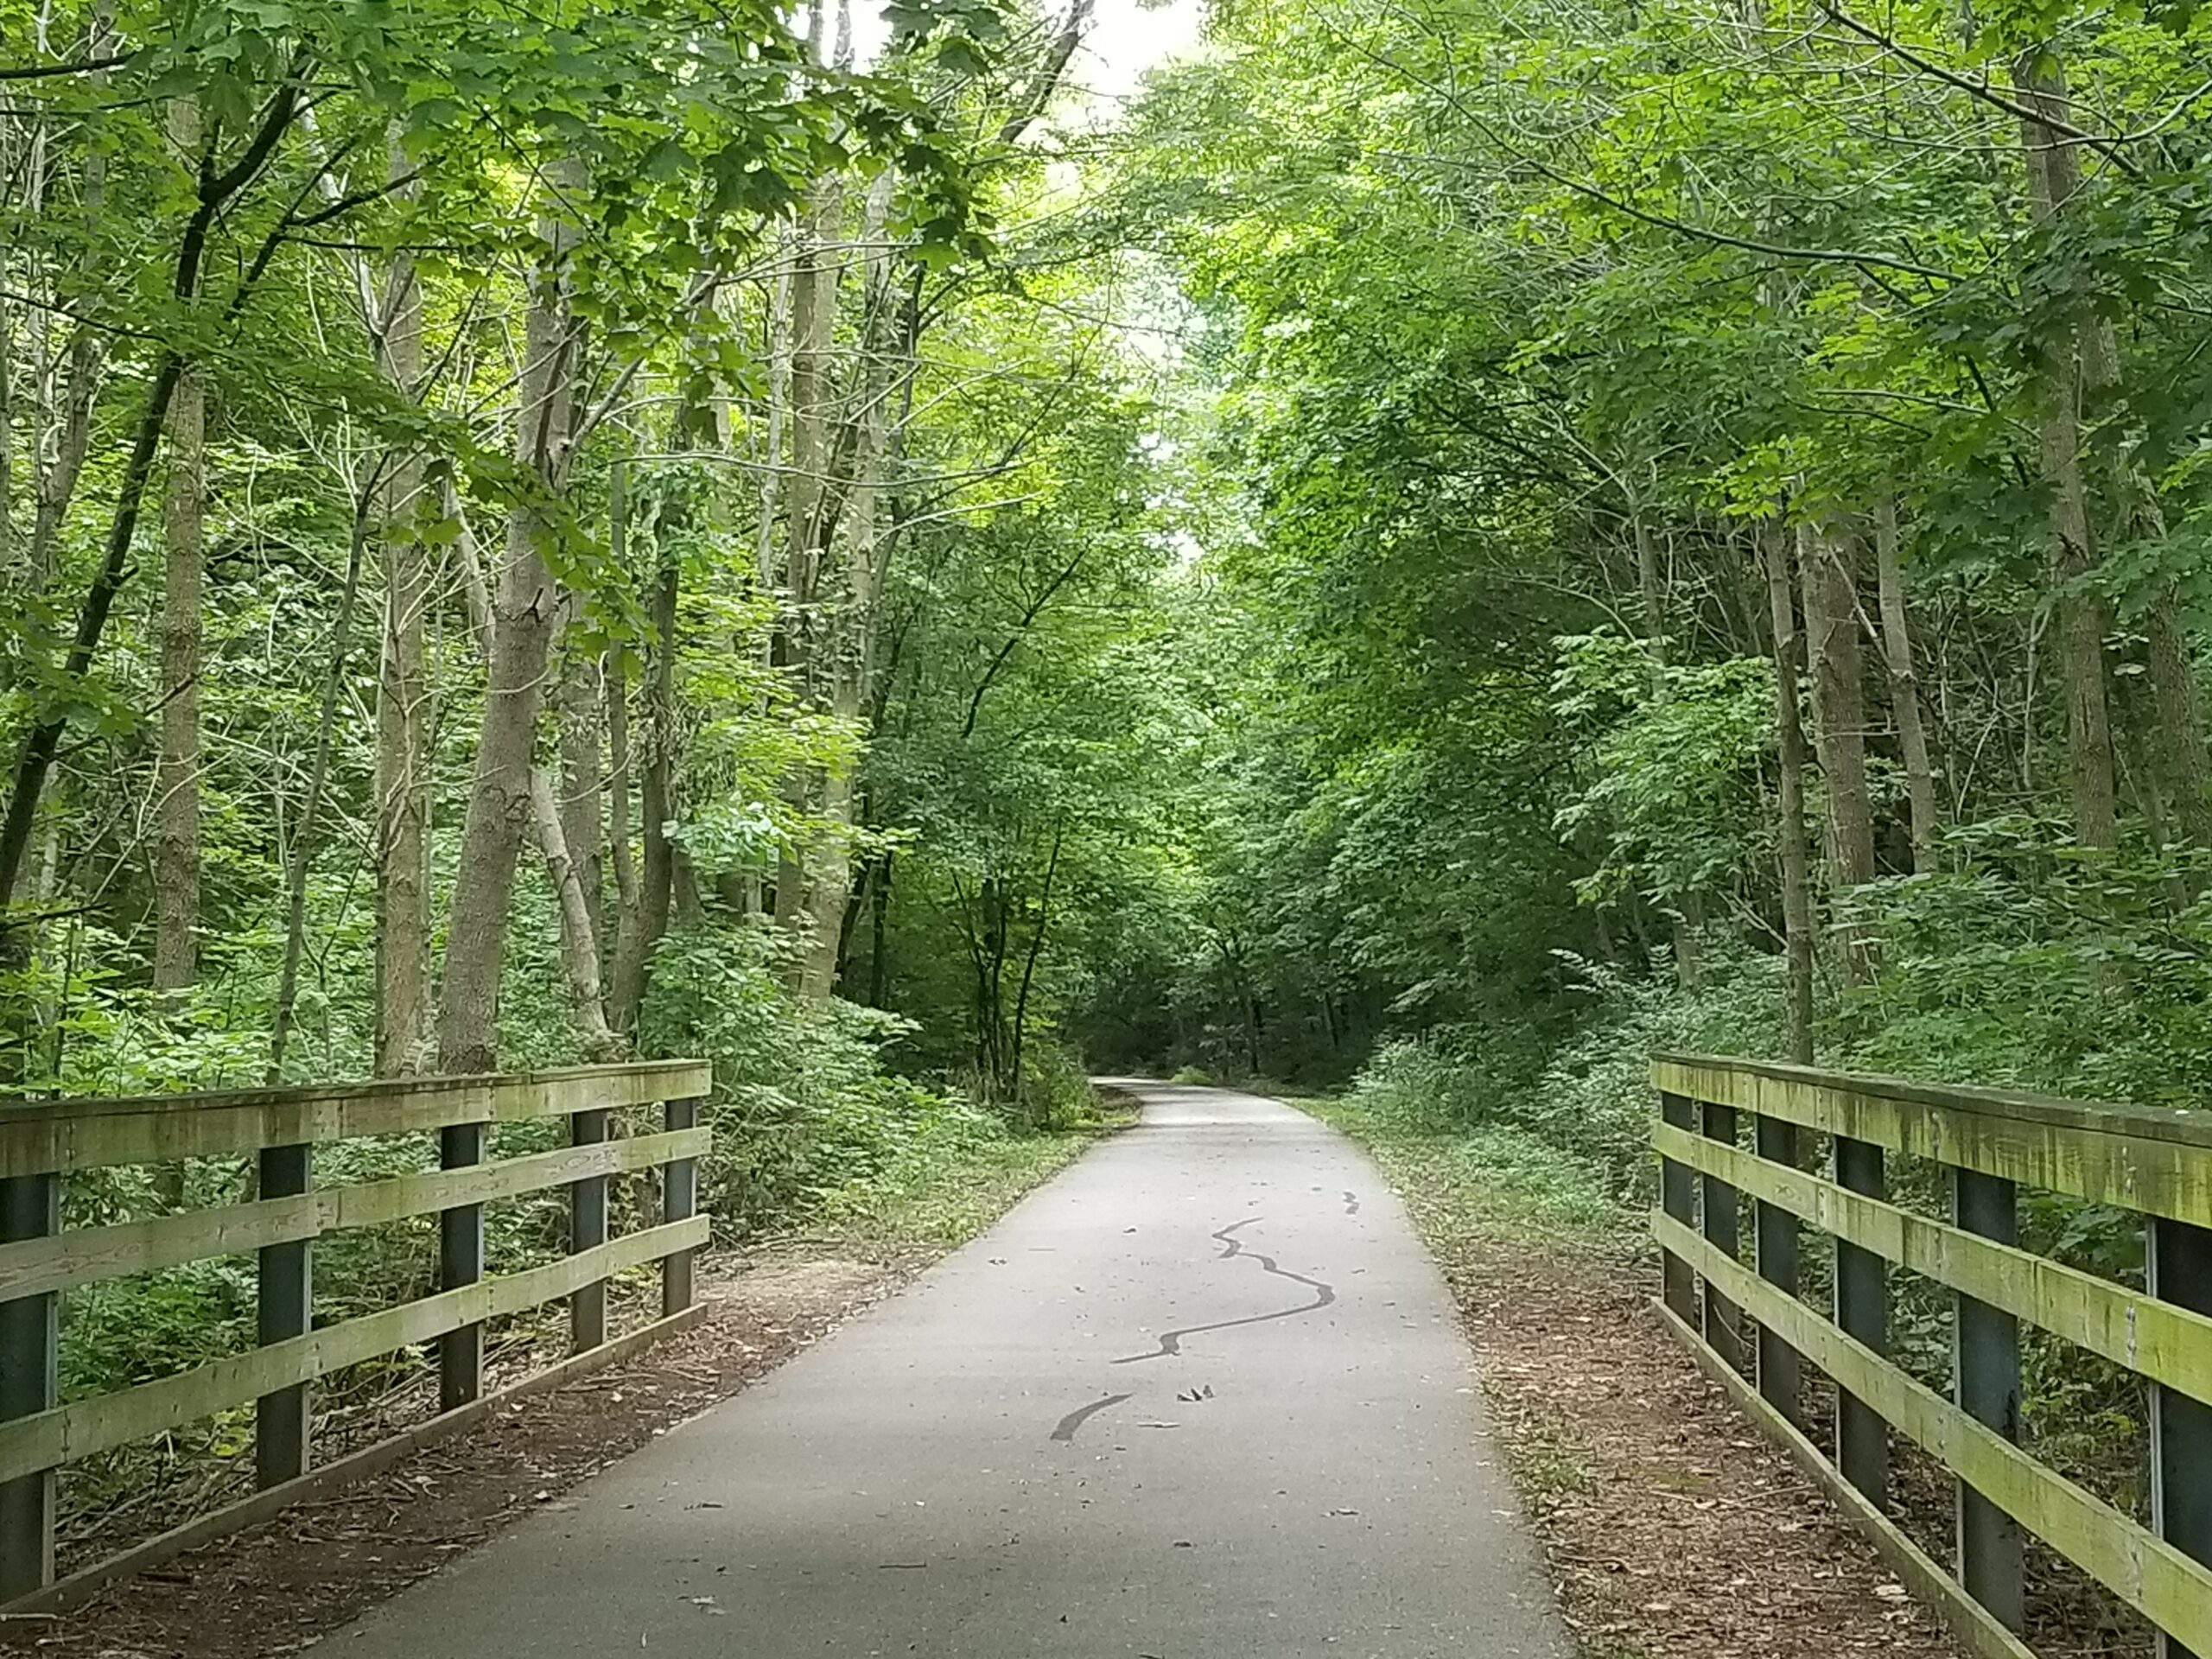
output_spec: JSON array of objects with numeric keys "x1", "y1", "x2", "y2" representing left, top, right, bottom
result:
[
  {"x1": 1343, "y1": 1191, "x2": 1359, "y2": 1215},
  {"x1": 1050, "y1": 1391, "x2": 1132, "y2": 1442},
  {"x1": 1114, "y1": 1217, "x2": 1336, "y2": 1364}
]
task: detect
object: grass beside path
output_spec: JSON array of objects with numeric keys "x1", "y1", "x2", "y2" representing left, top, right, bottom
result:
[
  {"x1": 1299, "y1": 1093, "x2": 1623, "y2": 1258},
  {"x1": 1287, "y1": 1090, "x2": 1970, "y2": 1659},
  {"x1": 8, "y1": 1095, "x2": 1135, "y2": 1659},
  {"x1": 795, "y1": 1094, "x2": 1141, "y2": 1262}
]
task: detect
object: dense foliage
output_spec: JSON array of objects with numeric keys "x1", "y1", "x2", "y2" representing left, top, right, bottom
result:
[
  {"x1": 1073, "y1": 0, "x2": 2212, "y2": 1152},
  {"x1": 15, "y1": 0, "x2": 2212, "y2": 1609}
]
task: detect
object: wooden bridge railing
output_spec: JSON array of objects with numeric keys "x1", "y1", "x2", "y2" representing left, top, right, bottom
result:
[
  {"x1": 1652, "y1": 1052, "x2": 2212, "y2": 1659},
  {"x1": 0, "y1": 1058, "x2": 710, "y2": 1610}
]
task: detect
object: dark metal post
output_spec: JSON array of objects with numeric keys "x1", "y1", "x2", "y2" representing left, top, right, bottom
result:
[
  {"x1": 2151, "y1": 1215, "x2": 2212, "y2": 1659},
  {"x1": 1954, "y1": 1166, "x2": 2024, "y2": 1630},
  {"x1": 1659, "y1": 1091, "x2": 1697, "y2": 1325},
  {"x1": 438, "y1": 1121, "x2": 487, "y2": 1410},
  {"x1": 1834, "y1": 1135, "x2": 1889, "y2": 1504},
  {"x1": 0, "y1": 1171, "x2": 58, "y2": 1600},
  {"x1": 1700, "y1": 1101, "x2": 1746, "y2": 1373},
  {"x1": 1754, "y1": 1115, "x2": 1801, "y2": 1424},
  {"x1": 255, "y1": 1142, "x2": 313, "y2": 1488},
  {"x1": 662, "y1": 1096, "x2": 699, "y2": 1319},
  {"x1": 570, "y1": 1108, "x2": 610, "y2": 1352}
]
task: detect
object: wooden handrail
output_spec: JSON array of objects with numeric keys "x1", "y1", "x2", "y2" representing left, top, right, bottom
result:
[
  {"x1": 0, "y1": 1058, "x2": 713, "y2": 1609},
  {"x1": 1652, "y1": 1053, "x2": 2212, "y2": 1659},
  {"x1": 1656, "y1": 1049, "x2": 2212, "y2": 1149},
  {"x1": 0, "y1": 1059, "x2": 713, "y2": 1178}
]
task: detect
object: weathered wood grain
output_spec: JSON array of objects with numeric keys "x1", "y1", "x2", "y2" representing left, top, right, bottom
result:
[
  {"x1": 0, "y1": 1129, "x2": 707, "y2": 1301},
  {"x1": 1654, "y1": 1054, "x2": 2212, "y2": 1225},
  {"x1": 0, "y1": 1061, "x2": 712, "y2": 1178},
  {"x1": 1651, "y1": 1122, "x2": 2212, "y2": 1407},
  {"x1": 1656, "y1": 1211, "x2": 2212, "y2": 1650},
  {"x1": 0, "y1": 1216, "x2": 709, "y2": 1485}
]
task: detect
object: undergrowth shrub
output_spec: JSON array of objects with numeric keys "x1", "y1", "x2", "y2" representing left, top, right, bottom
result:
[
  {"x1": 1341, "y1": 1036, "x2": 1496, "y2": 1130},
  {"x1": 641, "y1": 922, "x2": 1084, "y2": 1236},
  {"x1": 1342, "y1": 943, "x2": 1784, "y2": 1199}
]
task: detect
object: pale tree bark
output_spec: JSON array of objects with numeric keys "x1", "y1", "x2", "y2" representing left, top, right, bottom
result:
[
  {"x1": 1764, "y1": 525, "x2": 1816, "y2": 1064},
  {"x1": 0, "y1": 196, "x2": 12, "y2": 571},
  {"x1": 1872, "y1": 498, "x2": 1939, "y2": 873},
  {"x1": 2014, "y1": 54, "x2": 2119, "y2": 850},
  {"x1": 437, "y1": 177, "x2": 586, "y2": 1075},
  {"x1": 800, "y1": 170, "x2": 897, "y2": 1000},
  {"x1": 1633, "y1": 506, "x2": 1700, "y2": 988},
  {"x1": 531, "y1": 764, "x2": 619, "y2": 1058},
  {"x1": 744, "y1": 262, "x2": 792, "y2": 923},
  {"x1": 556, "y1": 637, "x2": 607, "y2": 950},
  {"x1": 373, "y1": 141, "x2": 433, "y2": 1077},
  {"x1": 153, "y1": 96, "x2": 203, "y2": 1003},
  {"x1": 2010, "y1": 42, "x2": 2212, "y2": 855},
  {"x1": 2076, "y1": 323, "x2": 2212, "y2": 855},
  {"x1": 755, "y1": 262, "x2": 792, "y2": 599},
  {"x1": 154, "y1": 359, "x2": 202, "y2": 998},
  {"x1": 603, "y1": 461, "x2": 641, "y2": 1015},
  {"x1": 609, "y1": 555, "x2": 677, "y2": 1033},
  {"x1": 2143, "y1": 590, "x2": 2212, "y2": 855},
  {"x1": 774, "y1": 169, "x2": 843, "y2": 944},
  {"x1": 1802, "y1": 522, "x2": 1877, "y2": 909},
  {"x1": 605, "y1": 655, "x2": 643, "y2": 1022}
]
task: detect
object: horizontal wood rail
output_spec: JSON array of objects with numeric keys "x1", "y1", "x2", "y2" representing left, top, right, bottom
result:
[
  {"x1": 1652, "y1": 1052, "x2": 2212, "y2": 1659},
  {"x1": 0, "y1": 1060, "x2": 711, "y2": 1609}
]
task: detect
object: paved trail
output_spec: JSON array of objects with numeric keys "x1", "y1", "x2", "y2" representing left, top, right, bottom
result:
[{"x1": 333, "y1": 1083, "x2": 1569, "y2": 1657}]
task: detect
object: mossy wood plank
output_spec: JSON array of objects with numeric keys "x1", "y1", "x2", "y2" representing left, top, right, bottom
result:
[
  {"x1": 3, "y1": 1303, "x2": 709, "y2": 1618},
  {"x1": 1655, "y1": 1052, "x2": 2212, "y2": 1149},
  {"x1": 0, "y1": 1129, "x2": 706, "y2": 1301},
  {"x1": 1653, "y1": 1057, "x2": 2212, "y2": 1228},
  {"x1": 1652, "y1": 1122, "x2": 2212, "y2": 1404},
  {"x1": 1652, "y1": 1298, "x2": 2038, "y2": 1659},
  {"x1": 1654, "y1": 1211, "x2": 2212, "y2": 1649},
  {"x1": 0, "y1": 1062, "x2": 712, "y2": 1179},
  {"x1": 0, "y1": 1215, "x2": 709, "y2": 1484}
]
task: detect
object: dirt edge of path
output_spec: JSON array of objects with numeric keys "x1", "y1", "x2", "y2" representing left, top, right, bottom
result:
[
  {"x1": 1, "y1": 1255, "x2": 938, "y2": 1659},
  {"x1": 1441, "y1": 1235, "x2": 1974, "y2": 1659},
  {"x1": 1281, "y1": 1096, "x2": 1976, "y2": 1659}
]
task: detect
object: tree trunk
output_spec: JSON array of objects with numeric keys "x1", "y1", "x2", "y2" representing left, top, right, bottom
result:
[
  {"x1": 1008, "y1": 823, "x2": 1064, "y2": 1111},
  {"x1": 773, "y1": 161, "x2": 844, "y2": 945},
  {"x1": 2014, "y1": 54, "x2": 2119, "y2": 851},
  {"x1": 1802, "y1": 523, "x2": 1875, "y2": 979},
  {"x1": 436, "y1": 182, "x2": 585, "y2": 1075},
  {"x1": 604, "y1": 654, "x2": 641, "y2": 1020},
  {"x1": 2144, "y1": 593, "x2": 2212, "y2": 855},
  {"x1": 868, "y1": 849, "x2": 893, "y2": 1007},
  {"x1": 799, "y1": 173, "x2": 897, "y2": 1001},
  {"x1": 269, "y1": 488, "x2": 371, "y2": 1081},
  {"x1": 153, "y1": 356, "x2": 202, "y2": 1000},
  {"x1": 531, "y1": 764, "x2": 619, "y2": 1058},
  {"x1": 1872, "y1": 498, "x2": 1939, "y2": 874},
  {"x1": 373, "y1": 152, "x2": 432, "y2": 1077},
  {"x1": 610, "y1": 555, "x2": 677, "y2": 1033},
  {"x1": 1764, "y1": 525, "x2": 1816, "y2": 1064},
  {"x1": 1634, "y1": 508, "x2": 1700, "y2": 987},
  {"x1": 556, "y1": 638, "x2": 607, "y2": 951}
]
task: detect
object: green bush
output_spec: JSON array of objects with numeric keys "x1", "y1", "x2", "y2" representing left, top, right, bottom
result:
[
  {"x1": 640, "y1": 921, "x2": 1046, "y2": 1236},
  {"x1": 1169, "y1": 1063, "x2": 1214, "y2": 1085},
  {"x1": 1336, "y1": 944, "x2": 1783, "y2": 1200},
  {"x1": 1341, "y1": 1036, "x2": 1497, "y2": 1131}
]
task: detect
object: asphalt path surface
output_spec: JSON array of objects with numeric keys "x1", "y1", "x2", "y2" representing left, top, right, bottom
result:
[{"x1": 332, "y1": 1081, "x2": 1570, "y2": 1657}]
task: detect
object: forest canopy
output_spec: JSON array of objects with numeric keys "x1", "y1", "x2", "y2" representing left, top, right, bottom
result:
[{"x1": 6, "y1": 0, "x2": 2212, "y2": 1190}]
